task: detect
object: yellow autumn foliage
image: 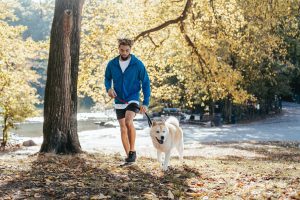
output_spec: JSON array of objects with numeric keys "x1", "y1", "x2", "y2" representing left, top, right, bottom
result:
[
  {"x1": 78, "y1": 0, "x2": 298, "y2": 108},
  {"x1": 0, "y1": 1, "x2": 41, "y2": 145}
]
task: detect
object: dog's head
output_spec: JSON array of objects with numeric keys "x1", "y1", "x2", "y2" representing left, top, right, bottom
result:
[{"x1": 150, "y1": 120, "x2": 169, "y2": 144}]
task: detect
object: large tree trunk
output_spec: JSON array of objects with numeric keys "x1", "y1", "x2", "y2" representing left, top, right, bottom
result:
[{"x1": 40, "y1": 0, "x2": 84, "y2": 154}]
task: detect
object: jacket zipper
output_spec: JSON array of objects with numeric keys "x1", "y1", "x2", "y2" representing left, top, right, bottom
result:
[{"x1": 119, "y1": 56, "x2": 133, "y2": 102}]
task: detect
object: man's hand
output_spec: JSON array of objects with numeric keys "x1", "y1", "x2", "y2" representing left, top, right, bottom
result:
[
  {"x1": 108, "y1": 88, "x2": 117, "y2": 98},
  {"x1": 139, "y1": 105, "x2": 148, "y2": 114}
]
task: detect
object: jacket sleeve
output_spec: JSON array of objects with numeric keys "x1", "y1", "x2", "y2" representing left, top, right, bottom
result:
[
  {"x1": 139, "y1": 63, "x2": 151, "y2": 106},
  {"x1": 104, "y1": 63, "x2": 112, "y2": 92}
]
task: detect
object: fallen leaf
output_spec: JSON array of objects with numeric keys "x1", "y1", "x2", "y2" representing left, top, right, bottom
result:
[
  {"x1": 91, "y1": 193, "x2": 111, "y2": 199},
  {"x1": 186, "y1": 192, "x2": 203, "y2": 197},
  {"x1": 168, "y1": 190, "x2": 174, "y2": 199},
  {"x1": 197, "y1": 182, "x2": 205, "y2": 187},
  {"x1": 143, "y1": 192, "x2": 159, "y2": 200},
  {"x1": 34, "y1": 193, "x2": 41, "y2": 198}
]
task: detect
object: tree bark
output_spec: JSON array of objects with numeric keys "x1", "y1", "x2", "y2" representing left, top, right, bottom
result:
[
  {"x1": 40, "y1": 0, "x2": 84, "y2": 154},
  {"x1": 1, "y1": 116, "x2": 8, "y2": 147}
]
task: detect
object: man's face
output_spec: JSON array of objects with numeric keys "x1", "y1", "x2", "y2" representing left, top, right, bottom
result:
[{"x1": 119, "y1": 45, "x2": 131, "y2": 61}]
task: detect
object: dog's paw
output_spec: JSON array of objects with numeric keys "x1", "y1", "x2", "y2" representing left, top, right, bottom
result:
[
  {"x1": 163, "y1": 167, "x2": 168, "y2": 171},
  {"x1": 162, "y1": 165, "x2": 169, "y2": 171}
]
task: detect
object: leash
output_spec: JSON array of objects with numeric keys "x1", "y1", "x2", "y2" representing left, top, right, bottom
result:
[
  {"x1": 144, "y1": 112, "x2": 153, "y2": 127},
  {"x1": 112, "y1": 96, "x2": 153, "y2": 127}
]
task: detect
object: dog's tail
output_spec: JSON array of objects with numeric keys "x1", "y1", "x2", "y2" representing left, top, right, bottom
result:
[{"x1": 166, "y1": 116, "x2": 180, "y2": 127}]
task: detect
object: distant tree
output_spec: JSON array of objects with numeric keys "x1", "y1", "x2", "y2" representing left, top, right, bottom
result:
[
  {"x1": 40, "y1": 0, "x2": 85, "y2": 154},
  {"x1": 285, "y1": 25, "x2": 300, "y2": 100},
  {"x1": 0, "y1": 1, "x2": 40, "y2": 147},
  {"x1": 0, "y1": 70, "x2": 39, "y2": 146}
]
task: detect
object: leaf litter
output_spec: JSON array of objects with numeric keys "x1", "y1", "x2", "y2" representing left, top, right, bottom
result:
[{"x1": 0, "y1": 144, "x2": 299, "y2": 199}]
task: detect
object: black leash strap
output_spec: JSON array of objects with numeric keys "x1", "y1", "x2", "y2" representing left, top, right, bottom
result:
[{"x1": 144, "y1": 112, "x2": 153, "y2": 127}]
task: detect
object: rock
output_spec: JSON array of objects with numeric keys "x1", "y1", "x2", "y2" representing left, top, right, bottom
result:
[{"x1": 22, "y1": 140, "x2": 37, "y2": 147}]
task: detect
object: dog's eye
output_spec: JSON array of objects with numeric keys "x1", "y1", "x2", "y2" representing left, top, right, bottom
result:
[{"x1": 156, "y1": 131, "x2": 160, "y2": 133}]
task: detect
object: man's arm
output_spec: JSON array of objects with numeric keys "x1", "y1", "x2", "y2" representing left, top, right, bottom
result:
[
  {"x1": 104, "y1": 63, "x2": 117, "y2": 98},
  {"x1": 104, "y1": 63, "x2": 112, "y2": 92},
  {"x1": 139, "y1": 63, "x2": 151, "y2": 108}
]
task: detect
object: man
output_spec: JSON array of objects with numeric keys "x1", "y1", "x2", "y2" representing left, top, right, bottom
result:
[{"x1": 104, "y1": 38, "x2": 151, "y2": 163}]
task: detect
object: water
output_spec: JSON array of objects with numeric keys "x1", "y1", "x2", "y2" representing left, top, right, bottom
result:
[{"x1": 12, "y1": 120, "x2": 105, "y2": 138}]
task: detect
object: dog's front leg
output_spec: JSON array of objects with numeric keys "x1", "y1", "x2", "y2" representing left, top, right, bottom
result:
[
  {"x1": 157, "y1": 150, "x2": 162, "y2": 164},
  {"x1": 176, "y1": 141, "x2": 184, "y2": 161},
  {"x1": 163, "y1": 151, "x2": 171, "y2": 171}
]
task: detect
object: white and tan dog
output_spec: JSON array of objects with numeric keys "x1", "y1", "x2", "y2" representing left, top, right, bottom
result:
[{"x1": 150, "y1": 116, "x2": 184, "y2": 170}]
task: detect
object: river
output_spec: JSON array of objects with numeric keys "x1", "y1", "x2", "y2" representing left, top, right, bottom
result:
[{"x1": 12, "y1": 120, "x2": 104, "y2": 138}]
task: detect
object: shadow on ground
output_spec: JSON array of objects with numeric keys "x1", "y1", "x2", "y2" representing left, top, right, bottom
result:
[
  {"x1": 0, "y1": 153, "x2": 202, "y2": 199},
  {"x1": 201, "y1": 141, "x2": 300, "y2": 162},
  {"x1": 1, "y1": 143, "x2": 300, "y2": 199}
]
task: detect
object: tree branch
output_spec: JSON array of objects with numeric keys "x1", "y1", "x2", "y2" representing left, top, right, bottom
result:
[
  {"x1": 179, "y1": 22, "x2": 206, "y2": 71},
  {"x1": 209, "y1": 0, "x2": 217, "y2": 21},
  {"x1": 178, "y1": 1, "x2": 208, "y2": 69},
  {"x1": 209, "y1": 0, "x2": 230, "y2": 37},
  {"x1": 147, "y1": 35, "x2": 159, "y2": 48},
  {"x1": 134, "y1": 0, "x2": 192, "y2": 42},
  {"x1": 134, "y1": 0, "x2": 204, "y2": 65},
  {"x1": 159, "y1": 30, "x2": 169, "y2": 46},
  {"x1": 134, "y1": 0, "x2": 209, "y2": 75}
]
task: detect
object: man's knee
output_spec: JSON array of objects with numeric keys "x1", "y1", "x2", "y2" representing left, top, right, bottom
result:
[
  {"x1": 125, "y1": 118, "x2": 134, "y2": 128},
  {"x1": 119, "y1": 123, "x2": 126, "y2": 130}
]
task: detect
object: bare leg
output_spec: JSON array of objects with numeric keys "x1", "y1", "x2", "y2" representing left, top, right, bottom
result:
[
  {"x1": 125, "y1": 110, "x2": 136, "y2": 151},
  {"x1": 118, "y1": 118, "x2": 129, "y2": 156}
]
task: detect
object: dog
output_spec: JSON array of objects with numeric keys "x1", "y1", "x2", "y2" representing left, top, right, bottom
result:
[{"x1": 150, "y1": 116, "x2": 184, "y2": 170}]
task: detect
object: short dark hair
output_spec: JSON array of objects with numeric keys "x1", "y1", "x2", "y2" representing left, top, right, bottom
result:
[{"x1": 118, "y1": 38, "x2": 134, "y2": 47}]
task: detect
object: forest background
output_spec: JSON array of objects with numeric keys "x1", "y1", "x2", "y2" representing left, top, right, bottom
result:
[{"x1": 1, "y1": 0, "x2": 300, "y2": 133}]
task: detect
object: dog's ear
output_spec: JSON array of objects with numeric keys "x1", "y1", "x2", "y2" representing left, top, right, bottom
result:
[{"x1": 152, "y1": 120, "x2": 157, "y2": 127}]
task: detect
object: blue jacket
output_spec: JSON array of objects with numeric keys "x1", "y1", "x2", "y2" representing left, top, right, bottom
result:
[{"x1": 104, "y1": 54, "x2": 151, "y2": 106}]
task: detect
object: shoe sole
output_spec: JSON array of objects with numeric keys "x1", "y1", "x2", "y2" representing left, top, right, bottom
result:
[{"x1": 119, "y1": 162, "x2": 136, "y2": 167}]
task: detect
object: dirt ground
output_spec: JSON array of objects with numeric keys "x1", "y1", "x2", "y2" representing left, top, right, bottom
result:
[{"x1": 0, "y1": 142, "x2": 299, "y2": 199}]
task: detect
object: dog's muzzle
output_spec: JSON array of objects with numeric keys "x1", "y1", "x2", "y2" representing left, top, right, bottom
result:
[{"x1": 156, "y1": 137, "x2": 164, "y2": 144}]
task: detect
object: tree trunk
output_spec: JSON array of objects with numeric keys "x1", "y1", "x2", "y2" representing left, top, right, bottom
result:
[
  {"x1": 40, "y1": 0, "x2": 84, "y2": 154},
  {"x1": 224, "y1": 97, "x2": 232, "y2": 123},
  {"x1": 1, "y1": 116, "x2": 8, "y2": 147}
]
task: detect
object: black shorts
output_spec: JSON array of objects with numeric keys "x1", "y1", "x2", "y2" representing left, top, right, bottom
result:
[{"x1": 115, "y1": 103, "x2": 140, "y2": 120}]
